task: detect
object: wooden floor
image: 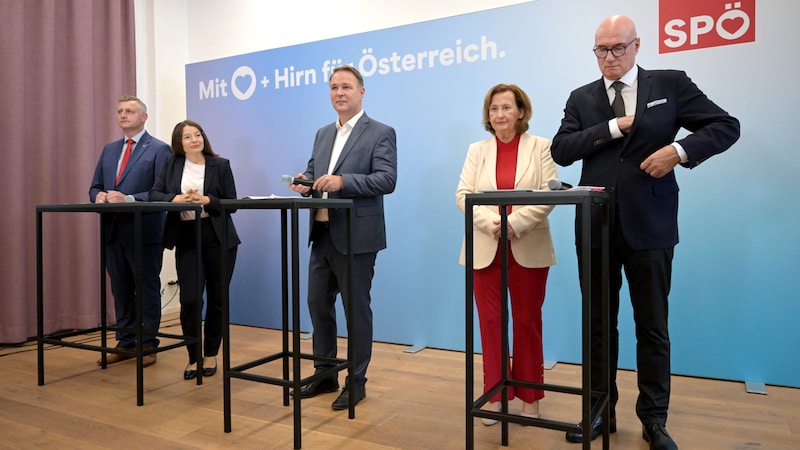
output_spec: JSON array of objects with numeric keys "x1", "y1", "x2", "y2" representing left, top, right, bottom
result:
[{"x1": 1, "y1": 314, "x2": 798, "y2": 449}]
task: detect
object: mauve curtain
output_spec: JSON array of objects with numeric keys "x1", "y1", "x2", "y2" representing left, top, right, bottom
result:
[{"x1": 0, "y1": 0, "x2": 136, "y2": 343}]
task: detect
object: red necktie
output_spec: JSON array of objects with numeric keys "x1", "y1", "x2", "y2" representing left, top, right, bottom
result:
[{"x1": 116, "y1": 139, "x2": 134, "y2": 185}]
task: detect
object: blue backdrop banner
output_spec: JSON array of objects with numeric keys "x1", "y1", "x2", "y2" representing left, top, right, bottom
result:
[{"x1": 186, "y1": 0, "x2": 799, "y2": 388}]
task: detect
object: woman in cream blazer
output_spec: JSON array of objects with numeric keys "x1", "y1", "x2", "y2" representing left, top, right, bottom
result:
[{"x1": 456, "y1": 84, "x2": 557, "y2": 425}]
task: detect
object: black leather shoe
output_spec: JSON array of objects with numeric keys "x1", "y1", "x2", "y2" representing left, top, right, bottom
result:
[
  {"x1": 331, "y1": 385, "x2": 365, "y2": 410},
  {"x1": 565, "y1": 416, "x2": 617, "y2": 443},
  {"x1": 642, "y1": 424, "x2": 678, "y2": 450},
  {"x1": 184, "y1": 362, "x2": 198, "y2": 380},
  {"x1": 202, "y1": 356, "x2": 217, "y2": 377},
  {"x1": 298, "y1": 377, "x2": 339, "y2": 399}
]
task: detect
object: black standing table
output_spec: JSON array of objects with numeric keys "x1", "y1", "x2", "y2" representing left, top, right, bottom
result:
[
  {"x1": 36, "y1": 201, "x2": 204, "y2": 406},
  {"x1": 219, "y1": 197, "x2": 355, "y2": 450},
  {"x1": 464, "y1": 190, "x2": 611, "y2": 450}
]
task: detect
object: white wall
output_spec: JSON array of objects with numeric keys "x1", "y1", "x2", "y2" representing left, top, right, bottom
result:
[{"x1": 135, "y1": 0, "x2": 189, "y2": 312}]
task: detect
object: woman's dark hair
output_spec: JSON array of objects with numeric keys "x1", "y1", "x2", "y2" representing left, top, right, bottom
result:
[{"x1": 170, "y1": 119, "x2": 218, "y2": 157}]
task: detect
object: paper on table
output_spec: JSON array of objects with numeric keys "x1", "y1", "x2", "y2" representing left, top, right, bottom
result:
[
  {"x1": 567, "y1": 186, "x2": 605, "y2": 192},
  {"x1": 243, "y1": 194, "x2": 301, "y2": 200}
]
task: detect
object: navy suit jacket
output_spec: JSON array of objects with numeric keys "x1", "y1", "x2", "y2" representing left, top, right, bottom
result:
[
  {"x1": 89, "y1": 131, "x2": 171, "y2": 244},
  {"x1": 551, "y1": 67, "x2": 740, "y2": 250},
  {"x1": 304, "y1": 113, "x2": 397, "y2": 255},
  {"x1": 149, "y1": 155, "x2": 241, "y2": 251}
]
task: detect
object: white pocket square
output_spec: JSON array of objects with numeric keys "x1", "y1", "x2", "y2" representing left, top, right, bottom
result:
[{"x1": 647, "y1": 98, "x2": 667, "y2": 108}]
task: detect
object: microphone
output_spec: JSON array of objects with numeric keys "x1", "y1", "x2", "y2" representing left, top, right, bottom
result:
[
  {"x1": 281, "y1": 174, "x2": 314, "y2": 187},
  {"x1": 548, "y1": 178, "x2": 573, "y2": 190}
]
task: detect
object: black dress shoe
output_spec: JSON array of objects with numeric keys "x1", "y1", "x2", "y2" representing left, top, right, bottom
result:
[
  {"x1": 565, "y1": 416, "x2": 617, "y2": 443},
  {"x1": 202, "y1": 356, "x2": 217, "y2": 377},
  {"x1": 298, "y1": 377, "x2": 339, "y2": 399},
  {"x1": 642, "y1": 424, "x2": 678, "y2": 450},
  {"x1": 331, "y1": 385, "x2": 365, "y2": 410},
  {"x1": 184, "y1": 362, "x2": 198, "y2": 380}
]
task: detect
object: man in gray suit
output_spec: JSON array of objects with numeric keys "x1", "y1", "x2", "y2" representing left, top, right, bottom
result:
[{"x1": 288, "y1": 65, "x2": 397, "y2": 410}]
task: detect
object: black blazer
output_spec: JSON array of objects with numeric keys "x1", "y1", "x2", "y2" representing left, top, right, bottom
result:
[
  {"x1": 150, "y1": 155, "x2": 241, "y2": 250},
  {"x1": 551, "y1": 66, "x2": 740, "y2": 250}
]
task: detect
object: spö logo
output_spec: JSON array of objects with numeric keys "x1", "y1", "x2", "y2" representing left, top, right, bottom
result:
[{"x1": 659, "y1": 0, "x2": 755, "y2": 53}]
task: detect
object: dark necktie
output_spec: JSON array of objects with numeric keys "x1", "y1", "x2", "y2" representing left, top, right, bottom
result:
[
  {"x1": 116, "y1": 138, "x2": 134, "y2": 185},
  {"x1": 611, "y1": 81, "x2": 626, "y2": 118}
]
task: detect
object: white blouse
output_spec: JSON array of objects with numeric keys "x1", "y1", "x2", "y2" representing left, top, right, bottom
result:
[{"x1": 180, "y1": 159, "x2": 209, "y2": 220}]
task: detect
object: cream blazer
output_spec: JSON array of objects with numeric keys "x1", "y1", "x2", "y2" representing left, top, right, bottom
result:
[{"x1": 456, "y1": 133, "x2": 557, "y2": 270}]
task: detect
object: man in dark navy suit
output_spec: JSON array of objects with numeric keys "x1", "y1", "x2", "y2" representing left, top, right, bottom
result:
[
  {"x1": 89, "y1": 96, "x2": 171, "y2": 367},
  {"x1": 551, "y1": 15, "x2": 740, "y2": 450},
  {"x1": 288, "y1": 65, "x2": 397, "y2": 410}
]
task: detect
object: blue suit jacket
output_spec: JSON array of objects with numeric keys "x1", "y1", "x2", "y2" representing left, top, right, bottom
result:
[
  {"x1": 149, "y1": 154, "x2": 241, "y2": 250},
  {"x1": 551, "y1": 67, "x2": 740, "y2": 250},
  {"x1": 304, "y1": 113, "x2": 397, "y2": 254},
  {"x1": 89, "y1": 131, "x2": 171, "y2": 244}
]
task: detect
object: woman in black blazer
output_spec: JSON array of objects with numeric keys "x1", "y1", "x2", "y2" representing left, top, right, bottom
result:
[{"x1": 151, "y1": 120, "x2": 241, "y2": 380}]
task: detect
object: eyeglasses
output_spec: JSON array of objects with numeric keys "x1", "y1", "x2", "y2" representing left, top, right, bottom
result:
[{"x1": 593, "y1": 38, "x2": 637, "y2": 58}]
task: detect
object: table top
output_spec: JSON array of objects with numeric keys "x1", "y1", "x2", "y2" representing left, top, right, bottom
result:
[
  {"x1": 221, "y1": 197, "x2": 353, "y2": 210},
  {"x1": 465, "y1": 189, "x2": 608, "y2": 206},
  {"x1": 36, "y1": 202, "x2": 203, "y2": 213}
]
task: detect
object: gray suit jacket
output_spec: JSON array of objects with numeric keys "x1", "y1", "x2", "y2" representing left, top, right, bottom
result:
[{"x1": 304, "y1": 112, "x2": 397, "y2": 254}]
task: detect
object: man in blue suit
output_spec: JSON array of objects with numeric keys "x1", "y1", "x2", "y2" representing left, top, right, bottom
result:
[
  {"x1": 551, "y1": 15, "x2": 740, "y2": 450},
  {"x1": 288, "y1": 65, "x2": 397, "y2": 410},
  {"x1": 89, "y1": 96, "x2": 171, "y2": 367}
]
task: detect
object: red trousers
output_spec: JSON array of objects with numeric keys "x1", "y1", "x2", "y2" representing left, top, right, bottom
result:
[{"x1": 474, "y1": 245, "x2": 549, "y2": 403}]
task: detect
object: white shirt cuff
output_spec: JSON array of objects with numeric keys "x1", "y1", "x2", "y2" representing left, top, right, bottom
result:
[
  {"x1": 672, "y1": 142, "x2": 688, "y2": 163},
  {"x1": 609, "y1": 119, "x2": 624, "y2": 139}
]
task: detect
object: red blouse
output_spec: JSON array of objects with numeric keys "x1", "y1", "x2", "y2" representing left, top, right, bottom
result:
[{"x1": 496, "y1": 134, "x2": 520, "y2": 214}]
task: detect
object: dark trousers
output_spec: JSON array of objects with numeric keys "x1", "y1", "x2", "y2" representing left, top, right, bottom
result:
[
  {"x1": 105, "y1": 239, "x2": 164, "y2": 348},
  {"x1": 578, "y1": 225, "x2": 673, "y2": 426},
  {"x1": 176, "y1": 219, "x2": 237, "y2": 364},
  {"x1": 307, "y1": 221, "x2": 376, "y2": 386}
]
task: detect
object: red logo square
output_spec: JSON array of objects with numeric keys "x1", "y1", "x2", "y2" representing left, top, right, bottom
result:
[{"x1": 659, "y1": 0, "x2": 756, "y2": 53}]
